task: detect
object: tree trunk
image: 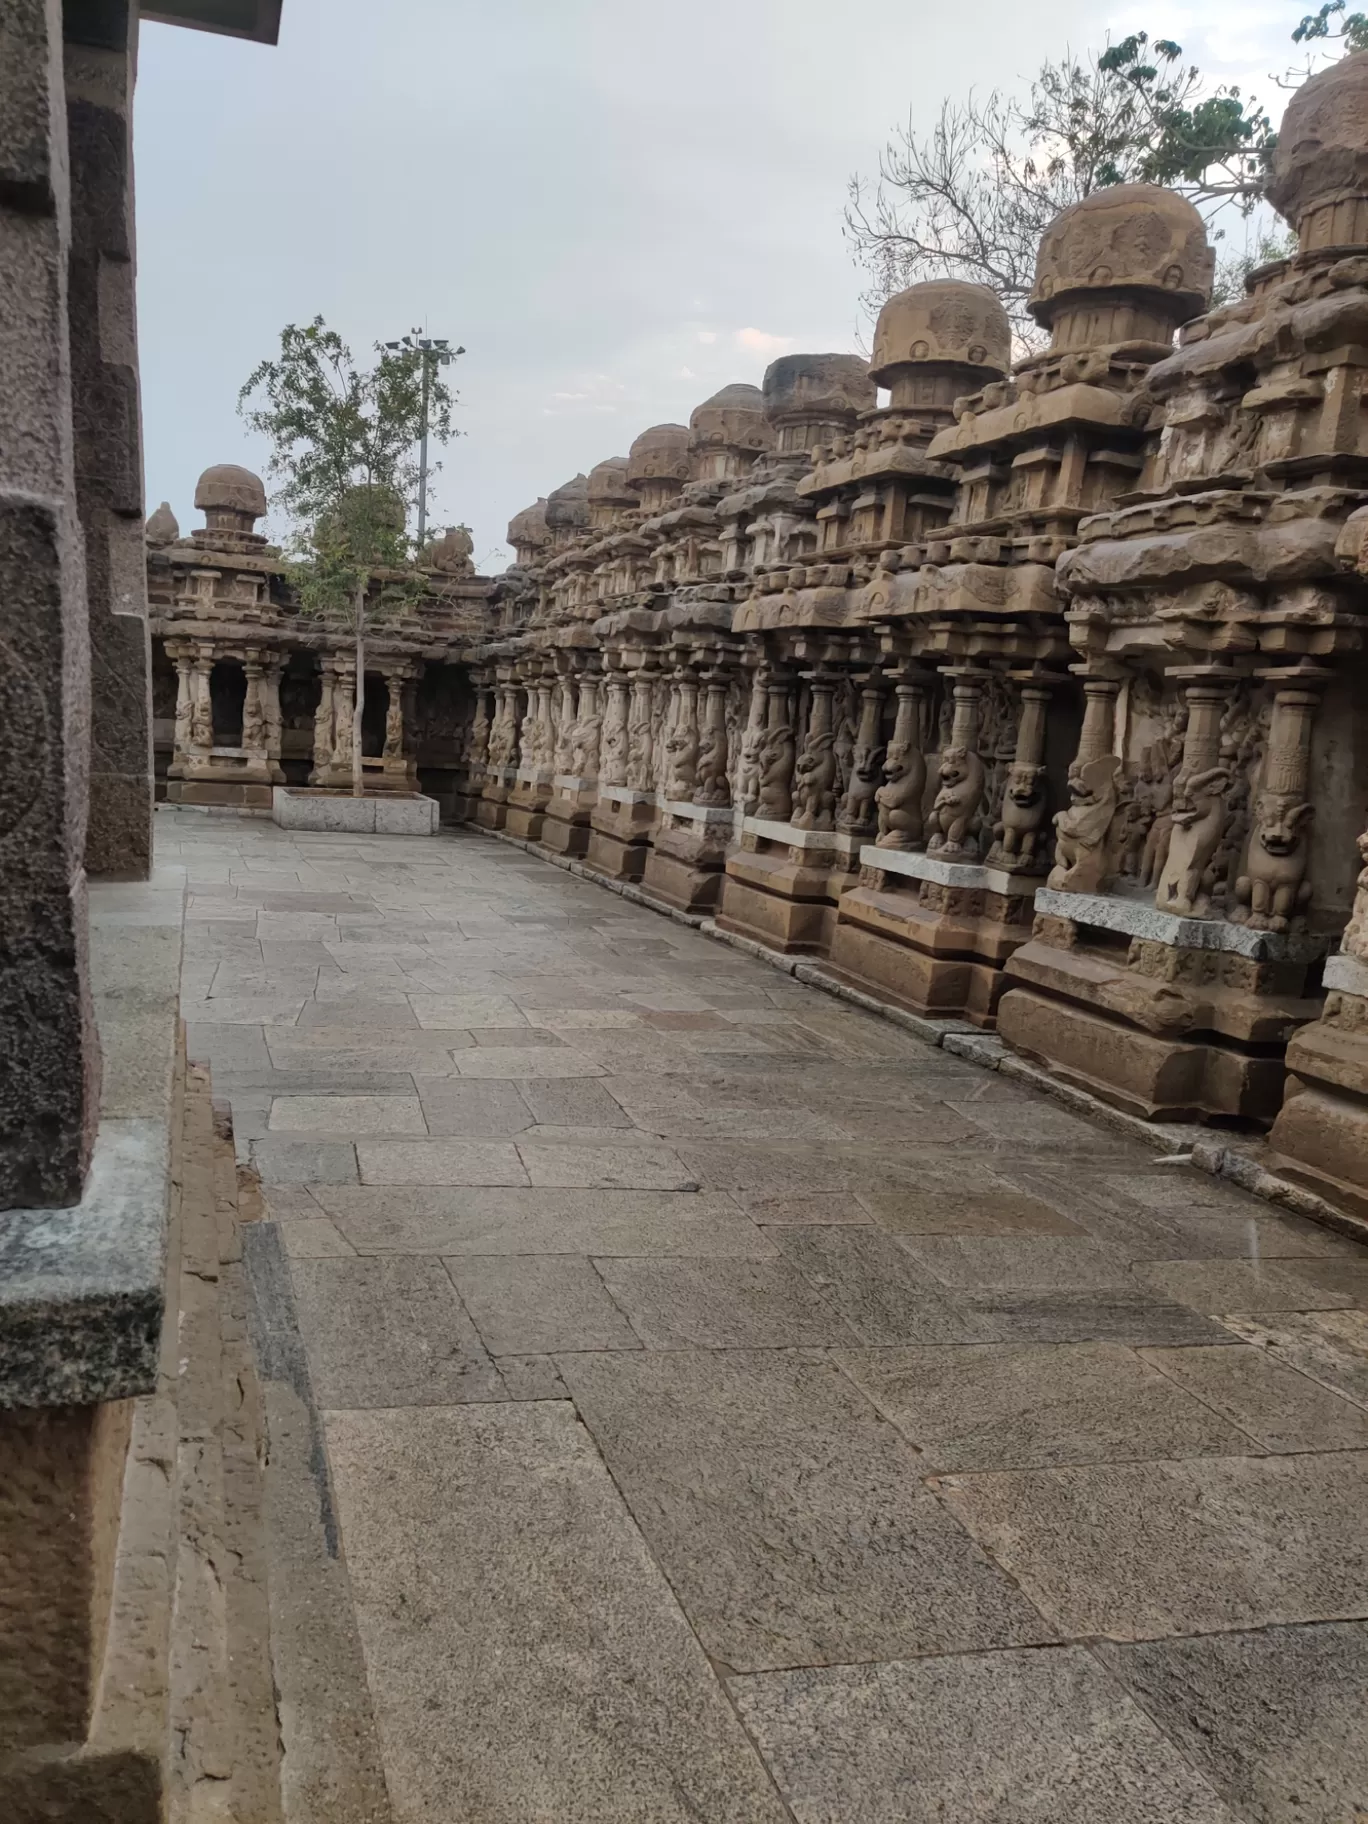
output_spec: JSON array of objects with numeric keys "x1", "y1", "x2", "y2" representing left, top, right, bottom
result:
[{"x1": 352, "y1": 582, "x2": 365, "y2": 798}]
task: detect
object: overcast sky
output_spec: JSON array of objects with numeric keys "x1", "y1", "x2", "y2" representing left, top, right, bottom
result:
[{"x1": 134, "y1": 0, "x2": 1301, "y2": 568}]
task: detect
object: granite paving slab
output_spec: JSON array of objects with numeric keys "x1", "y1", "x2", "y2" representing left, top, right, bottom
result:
[
  {"x1": 447, "y1": 1256, "x2": 640, "y2": 1355},
  {"x1": 560, "y1": 1349, "x2": 1056, "y2": 1671},
  {"x1": 730, "y1": 1647, "x2": 1239, "y2": 1822},
  {"x1": 289, "y1": 1256, "x2": 505, "y2": 1406},
  {"x1": 324, "y1": 1402, "x2": 790, "y2": 1822},
  {"x1": 837, "y1": 1340, "x2": 1251, "y2": 1471},
  {"x1": 1099, "y1": 1622, "x2": 1368, "y2": 1824},
  {"x1": 594, "y1": 1257, "x2": 859, "y2": 1348},
  {"x1": 1141, "y1": 1343, "x2": 1368, "y2": 1453},
  {"x1": 936, "y1": 1451, "x2": 1368, "y2": 1638}
]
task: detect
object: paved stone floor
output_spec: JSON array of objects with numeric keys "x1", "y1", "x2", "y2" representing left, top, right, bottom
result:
[{"x1": 162, "y1": 806, "x2": 1368, "y2": 1824}]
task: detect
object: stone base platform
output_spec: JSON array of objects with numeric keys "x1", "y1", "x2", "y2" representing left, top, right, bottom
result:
[
  {"x1": 586, "y1": 788, "x2": 657, "y2": 883},
  {"x1": 272, "y1": 787, "x2": 440, "y2": 835},
  {"x1": 540, "y1": 775, "x2": 598, "y2": 859},
  {"x1": 998, "y1": 889, "x2": 1334, "y2": 1126},
  {"x1": 640, "y1": 802, "x2": 734, "y2": 916},
  {"x1": 166, "y1": 779, "x2": 273, "y2": 809},
  {"x1": 715, "y1": 819, "x2": 860, "y2": 956},
  {"x1": 1269, "y1": 954, "x2": 1368, "y2": 1218},
  {"x1": 504, "y1": 769, "x2": 554, "y2": 843},
  {"x1": 827, "y1": 848, "x2": 1041, "y2": 1028}
]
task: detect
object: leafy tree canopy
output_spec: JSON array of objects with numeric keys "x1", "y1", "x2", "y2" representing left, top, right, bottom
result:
[{"x1": 846, "y1": 9, "x2": 1351, "y2": 347}]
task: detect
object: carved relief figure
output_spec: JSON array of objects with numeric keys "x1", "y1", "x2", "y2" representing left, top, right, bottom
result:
[
  {"x1": 1048, "y1": 756, "x2": 1123, "y2": 893},
  {"x1": 928, "y1": 745, "x2": 987, "y2": 859},
  {"x1": 838, "y1": 743, "x2": 885, "y2": 835},
  {"x1": 792, "y1": 730, "x2": 838, "y2": 830},
  {"x1": 987, "y1": 762, "x2": 1049, "y2": 870},
  {"x1": 756, "y1": 721, "x2": 796, "y2": 822},
  {"x1": 874, "y1": 742, "x2": 927, "y2": 850},
  {"x1": 570, "y1": 710, "x2": 602, "y2": 779},
  {"x1": 664, "y1": 715, "x2": 700, "y2": 801},
  {"x1": 694, "y1": 719, "x2": 730, "y2": 806},
  {"x1": 1231, "y1": 791, "x2": 1314, "y2": 931},
  {"x1": 1156, "y1": 762, "x2": 1233, "y2": 917},
  {"x1": 1343, "y1": 827, "x2": 1368, "y2": 959}
]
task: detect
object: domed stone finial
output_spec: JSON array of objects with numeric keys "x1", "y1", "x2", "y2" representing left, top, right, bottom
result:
[
  {"x1": 507, "y1": 499, "x2": 550, "y2": 565},
  {"x1": 627, "y1": 424, "x2": 691, "y2": 511},
  {"x1": 145, "y1": 501, "x2": 180, "y2": 546},
  {"x1": 587, "y1": 457, "x2": 635, "y2": 527},
  {"x1": 1269, "y1": 51, "x2": 1368, "y2": 251},
  {"x1": 1029, "y1": 183, "x2": 1214, "y2": 343},
  {"x1": 762, "y1": 354, "x2": 875, "y2": 455},
  {"x1": 870, "y1": 281, "x2": 1011, "y2": 405},
  {"x1": 545, "y1": 473, "x2": 590, "y2": 538},
  {"x1": 192, "y1": 463, "x2": 268, "y2": 551},
  {"x1": 689, "y1": 383, "x2": 771, "y2": 481}
]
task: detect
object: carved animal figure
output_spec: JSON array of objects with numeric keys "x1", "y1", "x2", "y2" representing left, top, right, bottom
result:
[
  {"x1": 1047, "y1": 755, "x2": 1122, "y2": 893},
  {"x1": 694, "y1": 723, "x2": 730, "y2": 806},
  {"x1": 1343, "y1": 828, "x2": 1368, "y2": 958},
  {"x1": 664, "y1": 719, "x2": 700, "y2": 801},
  {"x1": 837, "y1": 744, "x2": 885, "y2": 834},
  {"x1": 874, "y1": 742, "x2": 927, "y2": 851},
  {"x1": 757, "y1": 722, "x2": 796, "y2": 822},
  {"x1": 1231, "y1": 792, "x2": 1314, "y2": 931},
  {"x1": 928, "y1": 745, "x2": 987, "y2": 858},
  {"x1": 626, "y1": 717, "x2": 652, "y2": 791},
  {"x1": 987, "y1": 762, "x2": 1049, "y2": 869},
  {"x1": 1156, "y1": 764, "x2": 1232, "y2": 917},
  {"x1": 792, "y1": 731, "x2": 838, "y2": 830},
  {"x1": 736, "y1": 721, "x2": 767, "y2": 813},
  {"x1": 570, "y1": 712, "x2": 602, "y2": 779}
]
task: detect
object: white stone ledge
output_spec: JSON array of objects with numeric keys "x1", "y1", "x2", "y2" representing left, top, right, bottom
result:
[
  {"x1": 745, "y1": 817, "x2": 862, "y2": 856},
  {"x1": 1035, "y1": 887, "x2": 1337, "y2": 962},
  {"x1": 598, "y1": 784, "x2": 656, "y2": 806},
  {"x1": 1324, "y1": 951, "x2": 1368, "y2": 998},
  {"x1": 858, "y1": 846, "x2": 1043, "y2": 894},
  {"x1": 271, "y1": 787, "x2": 439, "y2": 835},
  {"x1": 664, "y1": 800, "x2": 735, "y2": 827}
]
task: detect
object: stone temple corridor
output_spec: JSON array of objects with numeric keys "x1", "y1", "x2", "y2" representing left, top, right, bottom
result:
[{"x1": 167, "y1": 806, "x2": 1368, "y2": 1823}]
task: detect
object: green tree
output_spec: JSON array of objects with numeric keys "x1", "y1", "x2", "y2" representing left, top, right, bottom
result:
[
  {"x1": 846, "y1": 29, "x2": 1278, "y2": 347},
  {"x1": 239, "y1": 317, "x2": 457, "y2": 794}
]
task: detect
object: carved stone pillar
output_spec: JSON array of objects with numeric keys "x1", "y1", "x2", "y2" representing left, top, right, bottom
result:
[
  {"x1": 189, "y1": 648, "x2": 214, "y2": 753},
  {"x1": 756, "y1": 671, "x2": 797, "y2": 823},
  {"x1": 626, "y1": 667, "x2": 657, "y2": 792},
  {"x1": 693, "y1": 669, "x2": 732, "y2": 808},
  {"x1": 331, "y1": 665, "x2": 356, "y2": 773},
  {"x1": 572, "y1": 672, "x2": 602, "y2": 780},
  {"x1": 1231, "y1": 667, "x2": 1327, "y2": 932},
  {"x1": 383, "y1": 670, "x2": 405, "y2": 760},
  {"x1": 736, "y1": 666, "x2": 769, "y2": 815},
  {"x1": 664, "y1": 668, "x2": 700, "y2": 803},
  {"x1": 985, "y1": 678, "x2": 1054, "y2": 872},
  {"x1": 1156, "y1": 669, "x2": 1237, "y2": 919},
  {"x1": 312, "y1": 661, "x2": 336, "y2": 780},
  {"x1": 1046, "y1": 668, "x2": 1124, "y2": 893},
  {"x1": 553, "y1": 674, "x2": 579, "y2": 776},
  {"x1": 169, "y1": 652, "x2": 193, "y2": 780},
  {"x1": 928, "y1": 671, "x2": 989, "y2": 862},
  {"x1": 600, "y1": 667, "x2": 631, "y2": 788},
  {"x1": 837, "y1": 677, "x2": 885, "y2": 836},
  {"x1": 874, "y1": 671, "x2": 933, "y2": 852},
  {"x1": 242, "y1": 657, "x2": 268, "y2": 759},
  {"x1": 792, "y1": 672, "x2": 839, "y2": 831},
  {"x1": 262, "y1": 656, "x2": 285, "y2": 782},
  {"x1": 1077, "y1": 672, "x2": 1123, "y2": 766}
]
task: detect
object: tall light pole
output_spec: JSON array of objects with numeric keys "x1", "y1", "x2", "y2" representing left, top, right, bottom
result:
[{"x1": 384, "y1": 330, "x2": 464, "y2": 549}]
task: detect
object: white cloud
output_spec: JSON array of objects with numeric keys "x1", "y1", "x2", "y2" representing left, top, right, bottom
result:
[
  {"x1": 696, "y1": 330, "x2": 718, "y2": 345},
  {"x1": 735, "y1": 327, "x2": 796, "y2": 354}
]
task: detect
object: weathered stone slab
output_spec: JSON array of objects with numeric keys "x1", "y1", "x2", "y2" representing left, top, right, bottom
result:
[
  {"x1": 1222, "y1": 1310, "x2": 1368, "y2": 1409},
  {"x1": 837, "y1": 1341, "x2": 1247, "y2": 1471},
  {"x1": 594, "y1": 1258, "x2": 856, "y2": 1348},
  {"x1": 316, "y1": 1186, "x2": 770, "y2": 1258},
  {"x1": 289, "y1": 1256, "x2": 504, "y2": 1407},
  {"x1": 1143, "y1": 1343, "x2": 1368, "y2": 1452},
  {"x1": 270, "y1": 1095, "x2": 426, "y2": 1135},
  {"x1": 560, "y1": 1349, "x2": 1055, "y2": 1671},
  {"x1": 448, "y1": 1256, "x2": 639, "y2": 1355},
  {"x1": 937, "y1": 1452, "x2": 1368, "y2": 1638},
  {"x1": 324, "y1": 1402, "x2": 788, "y2": 1821},
  {"x1": 1134, "y1": 1259, "x2": 1358, "y2": 1313},
  {"x1": 1100, "y1": 1622, "x2": 1368, "y2": 1824},
  {"x1": 732, "y1": 1646, "x2": 1239, "y2": 1822},
  {"x1": 771, "y1": 1226, "x2": 982, "y2": 1343},
  {"x1": 355, "y1": 1140, "x2": 529, "y2": 1187}
]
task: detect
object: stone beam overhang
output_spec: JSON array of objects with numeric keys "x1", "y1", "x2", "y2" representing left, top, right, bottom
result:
[
  {"x1": 139, "y1": 0, "x2": 282, "y2": 43},
  {"x1": 928, "y1": 382, "x2": 1136, "y2": 461}
]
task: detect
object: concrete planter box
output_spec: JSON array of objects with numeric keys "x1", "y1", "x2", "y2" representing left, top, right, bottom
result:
[{"x1": 271, "y1": 787, "x2": 440, "y2": 835}]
